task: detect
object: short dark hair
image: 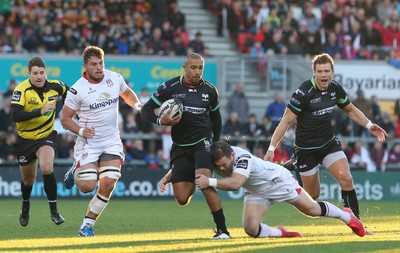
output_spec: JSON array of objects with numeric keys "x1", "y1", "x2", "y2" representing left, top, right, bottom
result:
[
  {"x1": 184, "y1": 53, "x2": 203, "y2": 65},
  {"x1": 28, "y1": 56, "x2": 45, "y2": 72},
  {"x1": 82, "y1": 46, "x2": 104, "y2": 64},
  {"x1": 213, "y1": 141, "x2": 233, "y2": 162},
  {"x1": 312, "y1": 53, "x2": 334, "y2": 71}
]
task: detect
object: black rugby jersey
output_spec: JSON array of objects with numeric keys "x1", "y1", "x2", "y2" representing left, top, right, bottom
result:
[
  {"x1": 287, "y1": 77, "x2": 350, "y2": 149},
  {"x1": 151, "y1": 76, "x2": 220, "y2": 146}
]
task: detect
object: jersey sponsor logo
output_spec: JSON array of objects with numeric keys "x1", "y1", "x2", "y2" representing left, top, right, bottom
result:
[
  {"x1": 106, "y1": 79, "x2": 114, "y2": 87},
  {"x1": 201, "y1": 94, "x2": 209, "y2": 101},
  {"x1": 235, "y1": 159, "x2": 249, "y2": 170},
  {"x1": 188, "y1": 88, "x2": 197, "y2": 92},
  {"x1": 291, "y1": 97, "x2": 300, "y2": 105},
  {"x1": 18, "y1": 156, "x2": 27, "y2": 163},
  {"x1": 311, "y1": 106, "x2": 335, "y2": 116},
  {"x1": 12, "y1": 90, "x2": 22, "y2": 102},
  {"x1": 89, "y1": 93, "x2": 119, "y2": 110},
  {"x1": 310, "y1": 97, "x2": 321, "y2": 104},
  {"x1": 184, "y1": 106, "x2": 206, "y2": 114},
  {"x1": 330, "y1": 92, "x2": 336, "y2": 100},
  {"x1": 69, "y1": 88, "x2": 77, "y2": 95},
  {"x1": 48, "y1": 95, "x2": 58, "y2": 102},
  {"x1": 28, "y1": 97, "x2": 39, "y2": 105}
]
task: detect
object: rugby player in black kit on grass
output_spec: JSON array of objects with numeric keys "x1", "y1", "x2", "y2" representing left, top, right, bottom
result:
[
  {"x1": 141, "y1": 53, "x2": 230, "y2": 239},
  {"x1": 264, "y1": 53, "x2": 388, "y2": 233}
]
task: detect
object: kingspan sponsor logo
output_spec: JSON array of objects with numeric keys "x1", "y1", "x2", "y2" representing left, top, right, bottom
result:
[
  {"x1": 185, "y1": 106, "x2": 206, "y2": 114},
  {"x1": 89, "y1": 96, "x2": 119, "y2": 109}
]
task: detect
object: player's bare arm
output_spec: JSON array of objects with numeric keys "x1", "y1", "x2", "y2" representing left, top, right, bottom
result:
[
  {"x1": 264, "y1": 108, "x2": 297, "y2": 161},
  {"x1": 342, "y1": 103, "x2": 388, "y2": 141},
  {"x1": 120, "y1": 87, "x2": 142, "y2": 111},
  {"x1": 195, "y1": 173, "x2": 247, "y2": 191},
  {"x1": 60, "y1": 105, "x2": 95, "y2": 138}
]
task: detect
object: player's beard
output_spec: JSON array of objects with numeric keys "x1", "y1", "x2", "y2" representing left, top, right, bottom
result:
[{"x1": 87, "y1": 71, "x2": 104, "y2": 83}]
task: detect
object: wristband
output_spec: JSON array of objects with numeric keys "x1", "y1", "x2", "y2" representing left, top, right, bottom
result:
[
  {"x1": 134, "y1": 102, "x2": 141, "y2": 111},
  {"x1": 209, "y1": 178, "x2": 217, "y2": 187},
  {"x1": 78, "y1": 128, "x2": 84, "y2": 137},
  {"x1": 156, "y1": 117, "x2": 162, "y2": 126},
  {"x1": 365, "y1": 121, "x2": 373, "y2": 130},
  {"x1": 268, "y1": 145, "x2": 276, "y2": 152}
]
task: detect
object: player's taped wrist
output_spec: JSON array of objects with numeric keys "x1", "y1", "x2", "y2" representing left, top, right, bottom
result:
[
  {"x1": 78, "y1": 128, "x2": 84, "y2": 137},
  {"x1": 208, "y1": 178, "x2": 217, "y2": 188},
  {"x1": 268, "y1": 145, "x2": 276, "y2": 152},
  {"x1": 134, "y1": 102, "x2": 141, "y2": 111},
  {"x1": 156, "y1": 117, "x2": 162, "y2": 126},
  {"x1": 365, "y1": 121, "x2": 373, "y2": 130}
]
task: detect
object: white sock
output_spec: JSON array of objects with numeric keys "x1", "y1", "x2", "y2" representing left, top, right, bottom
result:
[
  {"x1": 81, "y1": 217, "x2": 96, "y2": 228},
  {"x1": 258, "y1": 223, "x2": 282, "y2": 238},
  {"x1": 322, "y1": 201, "x2": 351, "y2": 223}
]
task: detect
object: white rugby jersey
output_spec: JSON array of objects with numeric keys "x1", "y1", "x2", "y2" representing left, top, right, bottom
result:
[
  {"x1": 65, "y1": 69, "x2": 127, "y2": 145},
  {"x1": 231, "y1": 146, "x2": 295, "y2": 195}
]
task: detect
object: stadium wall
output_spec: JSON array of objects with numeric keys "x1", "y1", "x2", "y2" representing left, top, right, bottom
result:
[{"x1": 0, "y1": 166, "x2": 399, "y2": 201}]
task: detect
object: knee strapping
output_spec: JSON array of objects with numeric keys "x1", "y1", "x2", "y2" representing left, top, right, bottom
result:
[
  {"x1": 99, "y1": 166, "x2": 121, "y2": 180},
  {"x1": 89, "y1": 194, "x2": 109, "y2": 215},
  {"x1": 77, "y1": 168, "x2": 98, "y2": 181}
]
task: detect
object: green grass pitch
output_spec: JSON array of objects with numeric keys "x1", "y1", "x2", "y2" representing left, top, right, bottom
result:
[{"x1": 0, "y1": 199, "x2": 398, "y2": 252}]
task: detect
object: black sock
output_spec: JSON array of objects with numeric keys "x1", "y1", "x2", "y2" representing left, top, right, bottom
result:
[
  {"x1": 212, "y1": 208, "x2": 228, "y2": 232},
  {"x1": 317, "y1": 201, "x2": 327, "y2": 216},
  {"x1": 341, "y1": 189, "x2": 360, "y2": 218},
  {"x1": 21, "y1": 181, "x2": 32, "y2": 201},
  {"x1": 43, "y1": 172, "x2": 58, "y2": 213}
]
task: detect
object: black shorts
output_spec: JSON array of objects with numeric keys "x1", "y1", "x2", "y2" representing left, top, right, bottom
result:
[
  {"x1": 170, "y1": 138, "x2": 214, "y2": 183},
  {"x1": 294, "y1": 137, "x2": 342, "y2": 173},
  {"x1": 15, "y1": 131, "x2": 57, "y2": 166}
]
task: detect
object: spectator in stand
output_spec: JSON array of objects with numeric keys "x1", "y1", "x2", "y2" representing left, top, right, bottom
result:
[
  {"x1": 382, "y1": 19, "x2": 400, "y2": 49},
  {"x1": 40, "y1": 24, "x2": 60, "y2": 53},
  {"x1": 167, "y1": 1, "x2": 186, "y2": 32},
  {"x1": 324, "y1": 31, "x2": 342, "y2": 59},
  {"x1": 127, "y1": 139, "x2": 148, "y2": 161},
  {"x1": 377, "y1": 0, "x2": 395, "y2": 24},
  {"x1": 0, "y1": 133, "x2": 16, "y2": 162},
  {"x1": 303, "y1": 33, "x2": 324, "y2": 60},
  {"x1": 223, "y1": 111, "x2": 245, "y2": 144},
  {"x1": 350, "y1": 141, "x2": 376, "y2": 172},
  {"x1": 148, "y1": 0, "x2": 167, "y2": 28},
  {"x1": 241, "y1": 0, "x2": 256, "y2": 33},
  {"x1": 3, "y1": 79, "x2": 17, "y2": 99},
  {"x1": 361, "y1": 0, "x2": 378, "y2": 21},
  {"x1": 161, "y1": 20, "x2": 175, "y2": 42},
  {"x1": 189, "y1": 31, "x2": 205, "y2": 55},
  {"x1": 145, "y1": 151, "x2": 162, "y2": 169},
  {"x1": 395, "y1": 97, "x2": 400, "y2": 120},
  {"x1": 341, "y1": 4, "x2": 356, "y2": 34},
  {"x1": 370, "y1": 141, "x2": 388, "y2": 172},
  {"x1": 285, "y1": 34, "x2": 303, "y2": 55},
  {"x1": 123, "y1": 111, "x2": 139, "y2": 134},
  {"x1": 380, "y1": 112, "x2": 396, "y2": 139},
  {"x1": 370, "y1": 95, "x2": 382, "y2": 124},
  {"x1": 169, "y1": 34, "x2": 188, "y2": 56},
  {"x1": 255, "y1": 0, "x2": 270, "y2": 31},
  {"x1": 360, "y1": 17, "x2": 382, "y2": 52},
  {"x1": 243, "y1": 113, "x2": 263, "y2": 152},
  {"x1": 227, "y1": 0, "x2": 244, "y2": 39},
  {"x1": 138, "y1": 87, "x2": 151, "y2": 104},
  {"x1": 147, "y1": 27, "x2": 169, "y2": 56},
  {"x1": 300, "y1": 2, "x2": 321, "y2": 34},
  {"x1": 332, "y1": 107, "x2": 353, "y2": 137},
  {"x1": 59, "y1": 27, "x2": 79, "y2": 54},
  {"x1": 386, "y1": 143, "x2": 400, "y2": 171},
  {"x1": 342, "y1": 34, "x2": 357, "y2": 60},
  {"x1": 261, "y1": 116, "x2": 273, "y2": 139},
  {"x1": 264, "y1": 92, "x2": 286, "y2": 133},
  {"x1": 349, "y1": 21, "x2": 362, "y2": 52},
  {"x1": 0, "y1": 95, "x2": 14, "y2": 133},
  {"x1": 21, "y1": 25, "x2": 40, "y2": 52},
  {"x1": 352, "y1": 89, "x2": 373, "y2": 136},
  {"x1": 226, "y1": 82, "x2": 249, "y2": 124}
]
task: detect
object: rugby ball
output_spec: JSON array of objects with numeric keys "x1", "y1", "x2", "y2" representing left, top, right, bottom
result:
[{"x1": 158, "y1": 98, "x2": 183, "y2": 117}]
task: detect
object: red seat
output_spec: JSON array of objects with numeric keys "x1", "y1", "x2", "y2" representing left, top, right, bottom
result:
[{"x1": 238, "y1": 33, "x2": 254, "y2": 53}]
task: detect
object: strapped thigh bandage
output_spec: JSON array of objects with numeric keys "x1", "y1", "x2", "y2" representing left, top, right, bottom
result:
[
  {"x1": 99, "y1": 166, "x2": 121, "y2": 180},
  {"x1": 77, "y1": 168, "x2": 98, "y2": 181}
]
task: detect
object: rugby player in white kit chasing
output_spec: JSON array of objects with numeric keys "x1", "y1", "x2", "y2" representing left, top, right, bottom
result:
[
  {"x1": 195, "y1": 141, "x2": 366, "y2": 238},
  {"x1": 61, "y1": 46, "x2": 142, "y2": 237}
]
